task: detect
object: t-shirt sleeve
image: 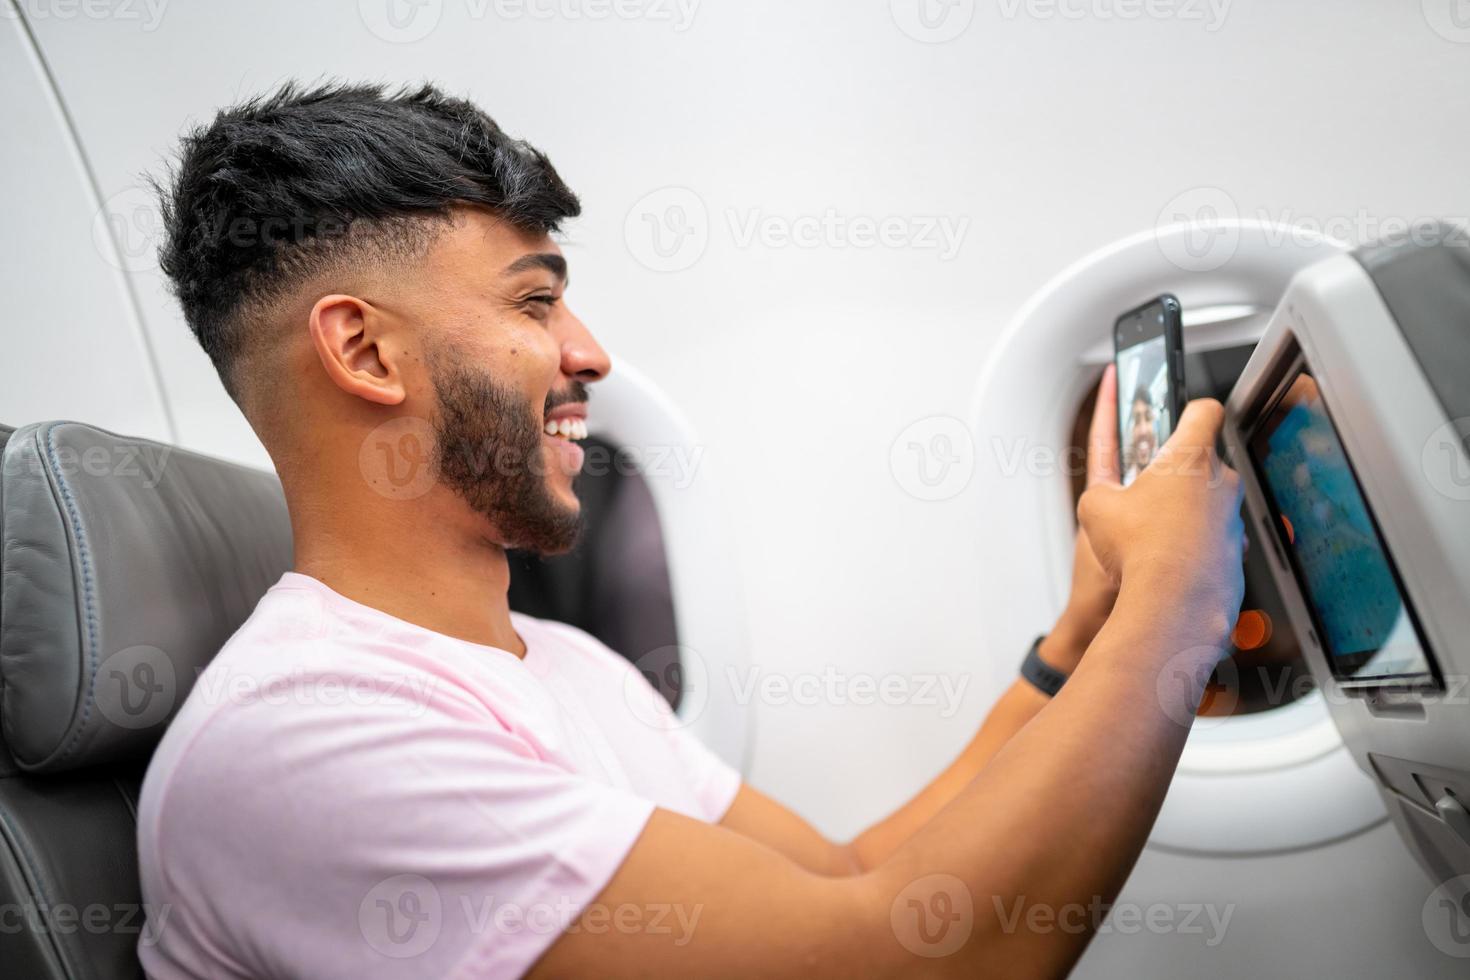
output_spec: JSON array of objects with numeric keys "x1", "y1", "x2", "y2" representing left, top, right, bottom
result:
[
  {"x1": 558, "y1": 619, "x2": 742, "y2": 823},
  {"x1": 146, "y1": 682, "x2": 655, "y2": 980},
  {"x1": 657, "y1": 703, "x2": 743, "y2": 822}
]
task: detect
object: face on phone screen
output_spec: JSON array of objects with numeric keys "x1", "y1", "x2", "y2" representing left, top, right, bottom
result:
[{"x1": 1116, "y1": 331, "x2": 1174, "y2": 487}]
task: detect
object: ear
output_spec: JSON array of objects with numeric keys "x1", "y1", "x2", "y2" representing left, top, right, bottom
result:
[{"x1": 306, "y1": 294, "x2": 406, "y2": 406}]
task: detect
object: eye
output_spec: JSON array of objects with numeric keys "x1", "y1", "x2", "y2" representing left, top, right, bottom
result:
[{"x1": 523, "y1": 294, "x2": 558, "y2": 319}]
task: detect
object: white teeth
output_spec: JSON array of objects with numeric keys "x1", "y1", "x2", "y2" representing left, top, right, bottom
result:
[{"x1": 545, "y1": 418, "x2": 588, "y2": 440}]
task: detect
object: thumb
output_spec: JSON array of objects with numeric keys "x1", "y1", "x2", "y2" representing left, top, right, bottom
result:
[
  {"x1": 1077, "y1": 481, "x2": 1127, "y2": 583},
  {"x1": 1154, "y1": 398, "x2": 1225, "y2": 467}
]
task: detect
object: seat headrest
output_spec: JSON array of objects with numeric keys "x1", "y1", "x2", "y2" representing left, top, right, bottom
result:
[{"x1": 1, "y1": 421, "x2": 291, "y2": 774}]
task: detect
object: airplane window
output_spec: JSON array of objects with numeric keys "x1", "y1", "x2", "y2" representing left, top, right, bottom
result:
[{"x1": 1070, "y1": 345, "x2": 1312, "y2": 715}]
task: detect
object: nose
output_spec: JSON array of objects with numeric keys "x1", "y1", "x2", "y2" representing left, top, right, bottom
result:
[{"x1": 555, "y1": 305, "x2": 611, "y2": 383}]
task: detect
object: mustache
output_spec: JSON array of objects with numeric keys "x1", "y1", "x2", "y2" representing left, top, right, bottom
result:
[{"x1": 543, "y1": 381, "x2": 590, "y2": 415}]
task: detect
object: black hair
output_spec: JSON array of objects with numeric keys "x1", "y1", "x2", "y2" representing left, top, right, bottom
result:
[{"x1": 154, "y1": 80, "x2": 581, "y2": 400}]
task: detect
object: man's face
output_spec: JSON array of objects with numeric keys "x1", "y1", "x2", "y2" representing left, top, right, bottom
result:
[
  {"x1": 1129, "y1": 397, "x2": 1157, "y2": 464},
  {"x1": 399, "y1": 209, "x2": 610, "y2": 553}
]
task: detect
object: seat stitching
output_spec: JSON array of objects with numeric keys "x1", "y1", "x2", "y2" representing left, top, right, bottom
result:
[{"x1": 45, "y1": 424, "x2": 101, "y2": 766}]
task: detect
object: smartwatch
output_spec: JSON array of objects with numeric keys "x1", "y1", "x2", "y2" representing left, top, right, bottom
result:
[{"x1": 1020, "y1": 635, "x2": 1068, "y2": 697}]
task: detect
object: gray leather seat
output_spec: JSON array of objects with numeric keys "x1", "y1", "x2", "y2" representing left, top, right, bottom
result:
[
  {"x1": 0, "y1": 420, "x2": 681, "y2": 978},
  {"x1": 0, "y1": 421, "x2": 292, "y2": 979}
]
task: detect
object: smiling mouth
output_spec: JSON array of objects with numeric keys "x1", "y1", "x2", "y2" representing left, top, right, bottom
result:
[{"x1": 543, "y1": 418, "x2": 588, "y2": 441}]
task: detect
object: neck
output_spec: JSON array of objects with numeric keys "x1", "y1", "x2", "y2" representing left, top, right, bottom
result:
[{"x1": 287, "y1": 490, "x2": 526, "y2": 658}]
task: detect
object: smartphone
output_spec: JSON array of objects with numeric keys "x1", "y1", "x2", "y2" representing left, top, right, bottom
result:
[{"x1": 1114, "y1": 294, "x2": 1185, "y2": 486}]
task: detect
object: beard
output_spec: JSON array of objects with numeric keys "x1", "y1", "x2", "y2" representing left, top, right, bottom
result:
[{"x1": 427, "y1": 353, "x2": 583, "y2": 555}]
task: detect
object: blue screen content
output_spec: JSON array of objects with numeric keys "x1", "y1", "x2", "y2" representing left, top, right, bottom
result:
[{"x1": 1251, "y1": 371, "x2": 1433, "y2": 683}]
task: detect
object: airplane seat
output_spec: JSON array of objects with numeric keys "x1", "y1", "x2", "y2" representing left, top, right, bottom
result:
[
  {"x1": 0, "y1": 420, "x2": 291, "y2": 979},
  {"x1": 0, "y1": 414, "x2": 722, "y2": 977}
]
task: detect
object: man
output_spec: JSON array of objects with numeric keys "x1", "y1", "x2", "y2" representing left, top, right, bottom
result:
[
  {"x1": 1124, "y1": 385, "x2": 1160, "y2": 485},
  {"x1": 137, "y1": 82, "x2": 1245, "y2": 979}
]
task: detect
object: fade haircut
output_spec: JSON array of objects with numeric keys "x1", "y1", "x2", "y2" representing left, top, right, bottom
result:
[{"x1": 155, "y1": 80, "x2": 581, "y2": 402}]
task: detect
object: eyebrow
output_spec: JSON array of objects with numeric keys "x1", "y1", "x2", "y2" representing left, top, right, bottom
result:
[{"x1": 502, "y1": 252, "x2": 568, "y2": 282}]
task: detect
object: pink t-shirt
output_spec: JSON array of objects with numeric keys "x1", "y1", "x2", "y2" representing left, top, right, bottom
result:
[{"x1": 136, "y1": 572, "x2": 740, "y2": 979}]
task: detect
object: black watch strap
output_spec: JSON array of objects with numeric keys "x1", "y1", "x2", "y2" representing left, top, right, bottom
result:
[{"x1": 1020, "y1": 635, "x2": 1068, "y2": 697}]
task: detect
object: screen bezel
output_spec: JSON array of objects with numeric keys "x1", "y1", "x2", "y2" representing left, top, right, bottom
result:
[{"x1": 1244, "y1": 346, "x2": 1443, "y2": 693}]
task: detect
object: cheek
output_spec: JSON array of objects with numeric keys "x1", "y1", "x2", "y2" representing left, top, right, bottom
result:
[
  {"x1": 511, "y1": 324, "x2": 560, "y2": 363},
  {"x1": 455, "y1": 315, "x2": 561, "y2": 391},
  {"x1": 504, "y1": 333, "x2": 561, "y2": 397}
]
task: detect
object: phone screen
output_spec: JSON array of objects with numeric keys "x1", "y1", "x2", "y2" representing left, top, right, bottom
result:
[{"x1": 1115, "y1": 296, "x2": 1182, "y2": 486}]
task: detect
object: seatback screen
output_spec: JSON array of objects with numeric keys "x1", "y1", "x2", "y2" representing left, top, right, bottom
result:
[{"x1": 1247, "y1": 365, "x2": 1438, "y2": 687}]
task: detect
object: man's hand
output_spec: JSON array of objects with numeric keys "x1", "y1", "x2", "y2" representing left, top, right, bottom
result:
[{"x1": 1077, "y1": 396, "x2": 1246, "y2": 643}]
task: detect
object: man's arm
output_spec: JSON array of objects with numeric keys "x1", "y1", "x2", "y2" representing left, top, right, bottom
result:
[
  {"x1": 717, "y1": 366, "x2": 1126, "y2": 875},
  {"x1": 530, "y1": 399, "x2": 1245, "y2": 979},
  {"x1": 717, "y1": 607, "x2": 1101, "y2": 877}
]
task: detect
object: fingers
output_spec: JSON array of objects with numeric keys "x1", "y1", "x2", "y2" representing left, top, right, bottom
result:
[
  {"x1": 1151, "y1": 398, "x2": 1226, "y2": 475},
  {"x1": 1087, "y1": 364, "x2": 1121, "y2": 488},
  {"x1": 1163, "y1": 398, "x2": 1226, "y2": 452}
]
